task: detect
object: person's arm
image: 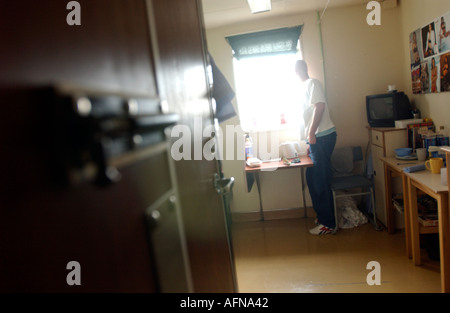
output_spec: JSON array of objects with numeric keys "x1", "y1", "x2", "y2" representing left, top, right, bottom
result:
[{"x1": 307, "y1": 102, "x2": 325, "y2": 145}]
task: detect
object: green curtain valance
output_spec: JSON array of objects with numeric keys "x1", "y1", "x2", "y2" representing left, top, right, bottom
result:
[{"x1": 225, "y1": 25, "x2": 303, "y2": 60}]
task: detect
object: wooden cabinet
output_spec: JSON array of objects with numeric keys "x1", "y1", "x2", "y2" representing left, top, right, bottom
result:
[{"x1": 370, "y1": 127, "x2": 408, "y2": 228}]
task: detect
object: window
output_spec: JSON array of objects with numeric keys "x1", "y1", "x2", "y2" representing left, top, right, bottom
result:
[
  {"x1": 233, "y1": 52, "x2": 303, "y2": 132},
  {"x1": 227, "y1": 26, "x2": 304, "y2": 132}
]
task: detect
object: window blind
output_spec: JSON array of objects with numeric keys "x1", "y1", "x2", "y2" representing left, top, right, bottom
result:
[{"x1": 225, "y1": 25, "x2": 303, "y2": 60}]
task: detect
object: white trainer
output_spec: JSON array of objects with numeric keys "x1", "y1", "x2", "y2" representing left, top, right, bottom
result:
[{"x1": 309, "y1": 224, "x2": 335, "y2": 235}]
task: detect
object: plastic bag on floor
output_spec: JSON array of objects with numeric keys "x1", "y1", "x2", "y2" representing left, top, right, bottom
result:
[{"x1": 336, "y1": 196, "x2": 368, "y2": 229}]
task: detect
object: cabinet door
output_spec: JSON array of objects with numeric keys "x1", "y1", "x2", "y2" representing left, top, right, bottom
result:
[
  {"x1": 371, "y1": 129, "x2": 385, "y2": 150},
  {"x1": 372, "y1": 145, "x2": 387, "y2": 226},
  {"x1": 385, "y1": 130, "x2": 408, "y2": 157}
]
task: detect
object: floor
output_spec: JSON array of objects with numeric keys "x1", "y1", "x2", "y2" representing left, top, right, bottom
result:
[{"x1": 230, "y1": 217, "x2": 441, "y2": 293}]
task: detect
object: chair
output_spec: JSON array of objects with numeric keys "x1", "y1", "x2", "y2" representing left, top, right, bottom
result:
[{"x1": 331, "y1": 146, "x2": 381, "y2": 231}]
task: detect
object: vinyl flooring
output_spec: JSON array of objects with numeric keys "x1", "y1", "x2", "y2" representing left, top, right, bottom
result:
[{"x1": 230, "y1": 217, "x2": 442, "y2": 293}]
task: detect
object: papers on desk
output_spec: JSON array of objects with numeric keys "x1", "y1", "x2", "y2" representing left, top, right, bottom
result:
[
  {"x1": 262, "y1": 158, "x2": 281, "y2": 163},
  {"x1": 246, "y1": 157, "x2": 262, "y2": 168},
  {"x1": 403, "y1": 164, "x2": 426, "y2": 173}
]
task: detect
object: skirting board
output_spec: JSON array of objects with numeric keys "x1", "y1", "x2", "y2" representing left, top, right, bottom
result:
[{"x1": 231, "y1": 207, "x2": 316, "y2": 223}]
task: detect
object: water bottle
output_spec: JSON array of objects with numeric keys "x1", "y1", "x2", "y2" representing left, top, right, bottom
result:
[
  {"x1": 424, "y1": 132, "x2": 437, "y2": 151},
  {"x1": 245, "y1": 134, "x2": 253, "y2": 160},
  {"x1": 437, "y1": 126, "x2": 449, "y2": 146}
]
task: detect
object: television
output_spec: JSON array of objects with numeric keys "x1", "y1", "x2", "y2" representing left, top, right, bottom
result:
[{"x1": 366, "y1": 91, "x2": 413, "y2": 127}]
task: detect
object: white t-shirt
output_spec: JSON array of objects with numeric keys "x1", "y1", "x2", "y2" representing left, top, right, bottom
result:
[{"x1": 301, "y1": 78, "x2": 335, "y2": 140}]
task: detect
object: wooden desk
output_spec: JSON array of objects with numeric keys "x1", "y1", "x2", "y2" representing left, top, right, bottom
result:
[
  {"x1": 382, "y1": 156, "x2": 450, "y2": 293},
  {"x1": 382, "y1": 157, "x2": 425, "y2": 257},
  {"x1": 245, "y1": 155, "x2": 314, "y2": 221},
  {"x1": 407, "y1": 168, "x2": 449, "y2": 293}
]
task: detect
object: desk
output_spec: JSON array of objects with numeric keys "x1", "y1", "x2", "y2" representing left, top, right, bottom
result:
[
  {"x1": 245, "y1": 155, "x2": 314, "y2": 221},
  {"x1": 382, "y1": 158, "x2": 425, "y2": 256},
  {"x1": 382, "y1": 156, "x2": 450, "y2": 293}
]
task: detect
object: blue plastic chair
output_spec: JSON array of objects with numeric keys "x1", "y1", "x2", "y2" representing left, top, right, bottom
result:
[{"x1": 331, "y1": 146, "x2": 381, "y2": 231}]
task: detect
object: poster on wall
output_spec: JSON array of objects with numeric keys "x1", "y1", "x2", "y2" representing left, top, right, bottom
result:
[
  {"x1": 441, "y1": 52, "x2": 450, "y2": 91},
  {"x1": 410, "y1": 10, "x2": 450, "y2": 94}
]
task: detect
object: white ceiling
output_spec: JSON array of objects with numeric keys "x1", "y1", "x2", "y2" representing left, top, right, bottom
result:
[{"x1": 202, "y1": 0, "x2": 371, "y2": 29}]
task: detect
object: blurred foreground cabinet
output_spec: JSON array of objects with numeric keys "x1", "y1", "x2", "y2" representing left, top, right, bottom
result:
[{"x1": 0, "y1": 0, "x2": 235, "y2": 293}]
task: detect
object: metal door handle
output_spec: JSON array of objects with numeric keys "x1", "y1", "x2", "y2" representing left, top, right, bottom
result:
[{"x1": 214, "y1": 174, "x2": 235, "y2": 195}]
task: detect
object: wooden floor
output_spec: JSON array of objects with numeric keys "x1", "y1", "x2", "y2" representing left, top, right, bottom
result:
[{"x1": 230, "y1": 217, "x2": 441, "y2": 293}]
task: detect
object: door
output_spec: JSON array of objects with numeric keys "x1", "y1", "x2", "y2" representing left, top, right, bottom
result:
[
  {"x1": 147, "y1": 0, "x2": 236, "y2": 292},
  {"x1": 0, "y1": 0, "x2": 163, "y2": 292},
  {"x1": 0, "y1": 0, "x2": 236, "y2": 293}
]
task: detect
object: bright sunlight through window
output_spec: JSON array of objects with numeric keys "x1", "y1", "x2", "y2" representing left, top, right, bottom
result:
[{"x1": 233, "y1": 51, "x2": 303, "y2": 133}]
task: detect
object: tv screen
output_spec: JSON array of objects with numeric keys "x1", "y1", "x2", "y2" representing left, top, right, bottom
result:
[
  {"x1": 368, "y1": 97, "x2": 394, "y2": 120},
  {"x1": 366, "y1": 92, "x2": 412, "y2": 127}
]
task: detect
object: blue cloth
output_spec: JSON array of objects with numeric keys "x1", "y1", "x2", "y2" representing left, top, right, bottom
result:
[
  {"x1": 403, "y1": 164, "x2": 426, "y2": 173},
  {"x1": 307, "y1": 131, "x2": 337, "y2": 228}
]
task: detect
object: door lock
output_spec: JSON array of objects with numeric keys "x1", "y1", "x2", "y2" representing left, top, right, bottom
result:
[{"x1": 214, "y1": 173, "x2": 235, "y2": 195}]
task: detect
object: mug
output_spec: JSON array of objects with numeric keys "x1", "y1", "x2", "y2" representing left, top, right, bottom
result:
[
  {"x1": 425, "y1": 158, "x2": 444, "y2": 174},
  {"x1": 416, "y1": 148, "x2": 427, "y2": 161}
]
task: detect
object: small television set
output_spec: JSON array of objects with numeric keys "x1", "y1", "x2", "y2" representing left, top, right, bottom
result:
[{"x1": 366, "y1": 91, "x2": 413, "y2": 127}]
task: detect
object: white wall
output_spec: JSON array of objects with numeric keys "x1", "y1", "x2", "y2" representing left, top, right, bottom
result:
[
  {"x1": 206, "y1": 12, "x2": 323, "y2": 215},
  {"x1": 400, "y1": 0, "x2": 450, "y2": 132},
  {"x1": 204, "y1": 1, "x2": 439, "y2": 216},
  {"x1": 321, "y1": 3, "x2": 404, "y2": 148}
]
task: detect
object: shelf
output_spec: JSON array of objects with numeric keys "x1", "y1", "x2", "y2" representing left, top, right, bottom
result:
[
  {"x1": 419, "y1": 223, "x2": 439, "y2": 234},
  {"x1": 392, "y1": 197, "x2": 404, "y2": 214}
]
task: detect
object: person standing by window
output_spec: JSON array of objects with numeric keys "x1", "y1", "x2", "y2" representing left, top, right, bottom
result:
[{"x1": 295, "y1": 60, "x2": 337, "y2": 235}]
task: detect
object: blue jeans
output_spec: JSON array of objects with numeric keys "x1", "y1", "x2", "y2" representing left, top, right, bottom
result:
[{"x1": 306, "y1": 132, "x2": 337, "y2": 228}]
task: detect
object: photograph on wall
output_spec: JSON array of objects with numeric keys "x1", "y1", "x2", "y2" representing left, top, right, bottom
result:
[
  {"x1": 410, "y1": 10, "x2": 450, "y2": 94},
  {"x1": 440, "y1": 52, "x2": 450, "y2": 92},
  {"x1": 410, "y1": 29, "x2": 423, "y2": 65},
  {"x1": 430, "y1": 56, "x2": 440, "y2": 93},
  {"x1": 411, "y1": 64, "x2": 422, "y2": 94},
  {"x1": 420, "y1": 61, "x2": 430, "y2": 93},
  {"x1": 422, "y1": 21, "x2": 439, "y2": 59},
  {"x1": 438, "y1": 12, "x2": 450, "y2": 53}
]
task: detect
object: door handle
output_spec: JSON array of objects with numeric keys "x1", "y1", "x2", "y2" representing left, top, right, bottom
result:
[
  {"x1": 214, "y1": 173, "x2": 235, "y2": 195},
  {"x1": 44, "y1": 88, "x2": 179, "y2": 187}
]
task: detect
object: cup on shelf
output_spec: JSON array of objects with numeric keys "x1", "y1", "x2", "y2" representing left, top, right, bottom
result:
[{"x1": 416, "y1": 148, "x2": 427, "y2": 161}]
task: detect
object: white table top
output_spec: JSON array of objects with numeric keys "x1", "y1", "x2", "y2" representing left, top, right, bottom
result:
[
  {"x1": 406, "y1": 168, "x2": 447, "y2": 193},
  {"x1": 382, "y1": 157, "x2": 447, "y2": 194}
]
